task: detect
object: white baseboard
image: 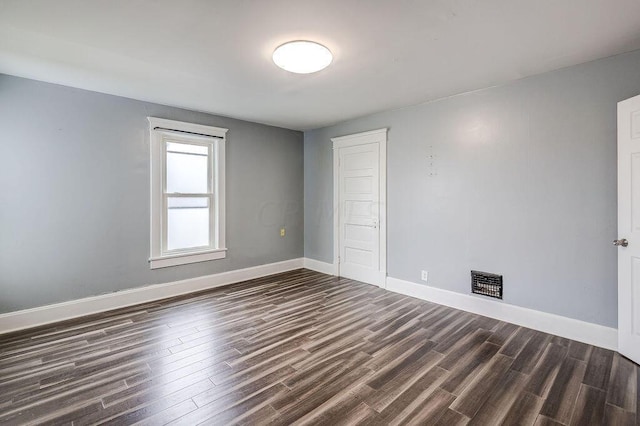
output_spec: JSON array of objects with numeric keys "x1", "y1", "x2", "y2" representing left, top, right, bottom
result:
[
  {"x1": 1, "y1": 259, "x2": 618, "y2": 352},
  {"x1": 386, "y1": 277, "x2": 618, "y2": 351},
  {"x1": 0, "y1": 258, "x2": 304, "y2": 335},
  {"x1": 303, "y1": 258, "x2": 336, "y2": 275}
]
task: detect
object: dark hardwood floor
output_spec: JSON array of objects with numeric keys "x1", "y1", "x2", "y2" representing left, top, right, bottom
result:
[{"x1": 0, "y1": 269, "x2": 636, "y2": 425}]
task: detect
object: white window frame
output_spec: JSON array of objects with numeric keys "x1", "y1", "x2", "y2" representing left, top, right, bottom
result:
[{"x1": 148, "y1": 117, "x2": 227, "y2": 269}]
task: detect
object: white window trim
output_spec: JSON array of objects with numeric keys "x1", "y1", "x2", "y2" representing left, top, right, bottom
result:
[{"x1": 148, "y1": 117, "x2": 227, "y2": 269}]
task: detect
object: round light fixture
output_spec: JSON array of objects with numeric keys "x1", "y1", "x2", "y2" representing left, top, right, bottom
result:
[{"x1": 272, "y1": 41, "x2": 333, "y2": 74}]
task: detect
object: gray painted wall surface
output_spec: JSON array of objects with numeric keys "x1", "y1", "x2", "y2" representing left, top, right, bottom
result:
[
  {"x1": 305, "y1": 50, "x2": 640, "y2": 328},
  {"x1": 0, "y1": 74, "x2": 303, "y2": 314}
]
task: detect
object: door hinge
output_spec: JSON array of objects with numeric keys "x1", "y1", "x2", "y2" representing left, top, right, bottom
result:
[{"x1": 338, "y1": 256, "x2": 341, "y2": 264}]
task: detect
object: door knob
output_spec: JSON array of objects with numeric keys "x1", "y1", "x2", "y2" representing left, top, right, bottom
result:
[{"x1": 613, "y1": 238, "x2": 629, "y2": 247}]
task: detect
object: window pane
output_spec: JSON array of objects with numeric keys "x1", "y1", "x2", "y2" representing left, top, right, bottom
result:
[
  {"x1": 167, "y1": 197, "x2": 210, "y2": 251},
  {"x1": 166, "y1": 142, "x2": 209, "y2": 194},
  {"x1": 167, "y1": 142, "x2": 208, "y2": 155}
]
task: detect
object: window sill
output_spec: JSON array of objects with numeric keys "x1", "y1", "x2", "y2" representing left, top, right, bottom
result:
[{"x1": 149, "y1": 248, "x2": 227, "y2": 269}]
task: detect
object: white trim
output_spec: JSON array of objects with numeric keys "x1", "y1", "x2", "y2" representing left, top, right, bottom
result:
[
  {"x1": 333, "y1": 146, "x2": 340, "y2": 276},
  {"x1": 0, "y1": 258, "x2": 303, "y2": 335},
  {"x1": 216, "y1": 134, "x2": 226, "y2": 257},
  {"x1": 332, "y1": 128, "x2": 388, "y2": 287},
  {"x1": 379, "y1": 133, "x2": 387, "y2": 287},
  {"x1": 303, "y1": 258, "x2": 336, "y2": 275},
  {"x1": 149, "y1": 249, "x2": 227, "y2": 269},
  {"x1": 332, "y1": 147, "x2": 341, "y2": 277},
  {"x1": 331, "y1": 128, "x2": 388, "y2": 145},
  {"x1": 386, "y1": 277, "x2": 618, "y2": 351},
  {"x1": 0, "y1": 259, "x2": 616, "y2": 352}
]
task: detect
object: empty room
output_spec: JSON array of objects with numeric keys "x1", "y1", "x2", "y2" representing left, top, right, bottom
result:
[{"x1": 1, "y1": 1, "x2": 640, "y2": 425}]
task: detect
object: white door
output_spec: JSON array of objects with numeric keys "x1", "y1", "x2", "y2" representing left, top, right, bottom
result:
[
  {"x1": 618, "y1": 94, "x2": 640, "y2": 364},
  {"x1": 333, "y1": 129, "x2": 387, "y2": 287}
]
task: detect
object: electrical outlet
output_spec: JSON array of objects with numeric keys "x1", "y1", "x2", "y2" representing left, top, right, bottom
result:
[
  {"x1": 421, "y1": 270, "x2": 428, "y2": 282},
  {"x1": 280, "y1": 227, "x2": 286, "y2": 237}
]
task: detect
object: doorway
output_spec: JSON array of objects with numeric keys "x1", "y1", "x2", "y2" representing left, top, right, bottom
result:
[{"x1": 332, "y1": 129, "x2": 387, "y2": 287}]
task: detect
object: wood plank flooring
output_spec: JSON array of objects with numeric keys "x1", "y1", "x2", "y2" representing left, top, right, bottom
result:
[{"x1": 0, "y1": 269, "x2": 637, "y2": 425}]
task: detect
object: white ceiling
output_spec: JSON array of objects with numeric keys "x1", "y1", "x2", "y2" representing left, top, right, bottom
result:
[{"x1": 1, "y1": 1, "x2": 640, "y2": 131}]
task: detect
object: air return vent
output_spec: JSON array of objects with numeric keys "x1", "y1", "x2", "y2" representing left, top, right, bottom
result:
[{"x1": 471, "y1": 270, "x2": 503, "y2": 299}]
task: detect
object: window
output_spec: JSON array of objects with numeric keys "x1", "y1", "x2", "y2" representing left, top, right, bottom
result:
[{"x1": 148, "y1": 117, "x2": 227, "y2": 269}]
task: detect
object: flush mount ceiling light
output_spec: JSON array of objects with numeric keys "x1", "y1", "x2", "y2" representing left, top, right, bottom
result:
[{"x1": 272, "y1": 41, "x2": 333, "y2": 74}]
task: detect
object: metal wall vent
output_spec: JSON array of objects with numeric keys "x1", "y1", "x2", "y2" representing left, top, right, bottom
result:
[{"x1": 471, "y1": 270, "x2": 503, "y2": 299}]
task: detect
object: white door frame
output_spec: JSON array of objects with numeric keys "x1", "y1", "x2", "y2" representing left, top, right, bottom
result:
[{"x1": 332, "y1": 128, "x2": 387, "y2": 287}]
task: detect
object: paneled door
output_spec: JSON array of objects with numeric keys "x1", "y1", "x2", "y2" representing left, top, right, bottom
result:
[
  {"x1": 332, "y1": 129, "x2": 387, "y2": 287},
  {"x1": 618, "y1": 94, "x2": 640, "y2": 364}
]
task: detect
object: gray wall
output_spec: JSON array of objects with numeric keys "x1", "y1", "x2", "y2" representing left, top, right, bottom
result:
[
  {"x1": 305, "y1": 49, "x2": 640, "y2": 328},
  {"x1": 0, "y1": 74, "x2": 303, "y2": 314}
]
